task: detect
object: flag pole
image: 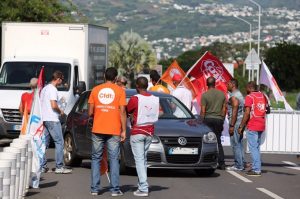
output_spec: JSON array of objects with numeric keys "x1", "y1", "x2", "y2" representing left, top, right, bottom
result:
[
  {"x1": 105, "y1": 172, "x2": 111, "y2": 184},
  {"x1": 178, "y1": 51, "x2": 208, "y2": 86}
]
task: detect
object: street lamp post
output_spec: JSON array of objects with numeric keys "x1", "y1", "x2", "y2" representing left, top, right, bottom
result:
[
  {"x1": 249, "y1": 0, "x2": 261, "y2": 84},
  {"x1": 249, "y1": 0, "x2": 261, "y2": 57},
  {"x1": 234, "y1": 15, "x2": 252, "y2": 53},
  {"x1": 234, "y1": 15, "x2": 252, "y2": 80}
]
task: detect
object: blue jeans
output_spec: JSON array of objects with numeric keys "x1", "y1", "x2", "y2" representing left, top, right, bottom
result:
[
  {"x1": 130, "y1": 134, "x2": 152, "y2": 192},
  {"x1": 246, "y1": 130, "x2": 263, "y2": 172},
  {"x1": 230, "y1": 119, "x2": 245, "y2": 169},
  {"x1": 43, "y1": 121, "x2": 64, "y2": 169},
  {"x1": 91, "y1": 133, "x2": 121, "y2": 193}
]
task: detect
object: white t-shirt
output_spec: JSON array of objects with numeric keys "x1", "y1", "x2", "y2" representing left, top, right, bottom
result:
[
  {"x1": 171, "y1": 85, "x2": 193, "y2": 110},
  {"x1": 191, "y1": 98, "x2": 200, "y2": 115},
  {"x1": 41, "y1": 84, "x2": 59, "y2": 121}
]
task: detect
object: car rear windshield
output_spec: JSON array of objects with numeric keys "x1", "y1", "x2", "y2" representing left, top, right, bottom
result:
[{"x1": 0, "y1": 61, "x2": 71, "y2": 91}]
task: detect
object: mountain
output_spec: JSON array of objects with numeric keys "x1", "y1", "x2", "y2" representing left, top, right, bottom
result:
[{"x1": 72, "y1": 0, "x2": 300, "y2": 57}]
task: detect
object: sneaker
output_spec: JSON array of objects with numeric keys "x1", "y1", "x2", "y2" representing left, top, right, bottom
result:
[
  {"x1": 246, "y1": 170, "x2": 261, "y2": 176},
  {"x1": 226, "y1": 165, "x2": 244, "y2": 171},
  {"x1": 111, "y1": 190, "x2": 123, "y2": 197},
  {"x1": 55, "y1": 167, "x2": 72, "y2": 174},
  {"x1": 90, "y1": 192, "x2": 99, "y2": 196},
  {"x1": 41, "y1": 167, "x2": 49, "y2": 173},
  {"x1": 134, "y1": 190, "x2": 149, "y2": 197}
]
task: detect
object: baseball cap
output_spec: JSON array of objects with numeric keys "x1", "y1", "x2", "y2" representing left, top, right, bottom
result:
[{"x1": 172, "y1": 73, "x2": 182, "y2": 82}]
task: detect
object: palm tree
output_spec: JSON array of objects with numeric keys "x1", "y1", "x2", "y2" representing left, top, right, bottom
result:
[{"x1": 109, "y1": 31, "x2": 157, "y2": 87}]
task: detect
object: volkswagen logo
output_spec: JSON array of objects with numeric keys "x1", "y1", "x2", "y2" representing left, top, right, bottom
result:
[{"x1": 178, "y1": 137, "x2": 187, "y2": 146}]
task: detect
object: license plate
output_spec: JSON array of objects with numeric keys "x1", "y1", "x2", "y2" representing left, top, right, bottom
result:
[
  {"x1": 13, "y1": 125, "x2": 22, "y2": 131},
  {"x1": 168, "y1": 147, "x2": 198, "y2": 155}
]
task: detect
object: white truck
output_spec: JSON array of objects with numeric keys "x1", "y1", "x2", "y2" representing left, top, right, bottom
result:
[{"x1": 0, "y1": 22, "x2": 108, "y2": 138}]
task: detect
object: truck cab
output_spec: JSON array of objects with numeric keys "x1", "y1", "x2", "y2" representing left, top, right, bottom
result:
[{"x1": 0, "y1": 57, "x2": 82, "y2": 138}]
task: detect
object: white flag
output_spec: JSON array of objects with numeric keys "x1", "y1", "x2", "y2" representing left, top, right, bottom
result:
[
  {"x1": 26, "y1": 67, "x2": 46, "y2": 188},
  {"x1": 260, "y1": 61, "x2": 293, "y2": 111}
]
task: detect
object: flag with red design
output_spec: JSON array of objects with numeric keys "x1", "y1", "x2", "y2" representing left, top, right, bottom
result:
[
  {"x1": 37, "y1": 67, "x2": 45, "y2": 94},
  {"x1": 100, "y1": 147, "x2": 108, "y2": 176},
  {"x1": 191, "y1": 75, "x2": 207, "y2": 107},
  {"x1": 187, "y1": 51, "x2": 232, "y2": 83},
  {"x1": 260, "y1": 61, "x2": 293, "y2": 111}
]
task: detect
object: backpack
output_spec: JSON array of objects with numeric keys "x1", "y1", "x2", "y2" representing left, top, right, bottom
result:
[{"x1": 248, "y1": 92, "x2": 268, "y2": 118}]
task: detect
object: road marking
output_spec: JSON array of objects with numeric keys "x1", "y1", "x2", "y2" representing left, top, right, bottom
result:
[
  {"x1": 257, "y1": 188, "x2": 284, "y2": 199},
  {"x1": 282, "y1": 161, "x2": 300, "y2": 171},
  {"x1": 226, "y1": 171, "x2": 252, "y2": 183},
  {"x1": 282, "y1": 161, "x2": 297, "y2": 167}
]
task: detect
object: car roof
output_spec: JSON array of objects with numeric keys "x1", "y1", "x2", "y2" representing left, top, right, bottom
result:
[
  {"x1": 82, "y1": 89, "x2": 172, "y2": 98},
  {"x1": 126, "y1": 89, "x2": 171, "y2": 97}
]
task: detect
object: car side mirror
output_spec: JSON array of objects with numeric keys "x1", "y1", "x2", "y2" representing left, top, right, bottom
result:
[{"x1": 74, "y1": 81, "x2": 86, "y2": 95}]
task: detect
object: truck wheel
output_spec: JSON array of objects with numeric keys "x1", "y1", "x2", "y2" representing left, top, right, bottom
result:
[
  {"x1": 64, "y1": 133, "x2": 82, "y2": 166},
  {"x1": 194, "y1": 169, "x2": 215, "y2": 176}
]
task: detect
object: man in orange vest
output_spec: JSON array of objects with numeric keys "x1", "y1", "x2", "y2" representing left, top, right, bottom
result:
[
  {"x1": 88, "y1": 67, "x2": 126, "y2": 196},
  {"x1": 238, "y1": 81, "x2": 269, "y2": 176}
]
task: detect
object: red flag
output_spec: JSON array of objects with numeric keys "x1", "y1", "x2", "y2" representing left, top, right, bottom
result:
[
  {"x1": 188, "y1": 51, "x2": 232, "y2": 83},
  {"x1": 191, "y1": 76, "x2": 207, "y2": 108},
  {"x1": 37, "y1": 66, "x2": 45, "y2": 94},
  {"x1": 216, "y1": 81, "x2": 228, "y2": 100},
  {"x1": 100, "y1": 147, "x2": 108, "y2": 175},
  {"x1": 191, "y1": 74, "x2": 228, "y2": 110}
]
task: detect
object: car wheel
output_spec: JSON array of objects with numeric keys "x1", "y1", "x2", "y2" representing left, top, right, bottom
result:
[
  {"x1": 64, "y1": 133, "x2": 82, "y2": 166},
  {"x1": 194, "y1": 169, "x2": 215, "y2": 176}
]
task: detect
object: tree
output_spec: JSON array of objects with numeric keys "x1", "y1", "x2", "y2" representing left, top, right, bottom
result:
[
  {"x1": 109, "y1": 31, "x2": 157, "y2": 87},
  {"x1": 0, "y1": 0, "x2": 77, "y2": 22},
  {"x1": 264, "y1": 42, "x2": 300, "y2": 91},
  {"x1": 0, "y1": 0, "x2": 86, "y2": 63}
]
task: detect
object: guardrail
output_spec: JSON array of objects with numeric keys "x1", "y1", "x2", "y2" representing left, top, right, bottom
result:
[
  {"x1": 0, "y1": 135, "x2": 32, "y2": 199},
  {"x1": 261, "y1": 110, "x2": 300, "y2": 154}
]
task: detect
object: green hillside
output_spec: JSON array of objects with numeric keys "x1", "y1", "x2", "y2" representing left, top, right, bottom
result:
[{"x1": 72, "y1": 0, "x2": 300, "y2": 56}]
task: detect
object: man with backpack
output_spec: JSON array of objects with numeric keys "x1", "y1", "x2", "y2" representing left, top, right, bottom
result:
[{"x1": 238, "y1": 81, "x2": 269, "y2": 176}]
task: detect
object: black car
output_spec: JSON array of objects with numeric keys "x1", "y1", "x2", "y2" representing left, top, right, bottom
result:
[{"x1": 63, "y1": 89, "x2": 218, "y2": 175}]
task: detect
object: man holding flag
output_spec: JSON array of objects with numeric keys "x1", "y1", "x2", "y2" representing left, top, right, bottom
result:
[
  {"x1": 171, "y1": 73, "x2": 193, "y2": 116},
  {"x1": 22, "y1": 67, "x2": 46, "y2": 188}
]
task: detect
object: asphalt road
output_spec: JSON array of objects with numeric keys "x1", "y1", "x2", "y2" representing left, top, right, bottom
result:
[{"x1": 1, "y1": 142, "x2": 300, "y2": 199}]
